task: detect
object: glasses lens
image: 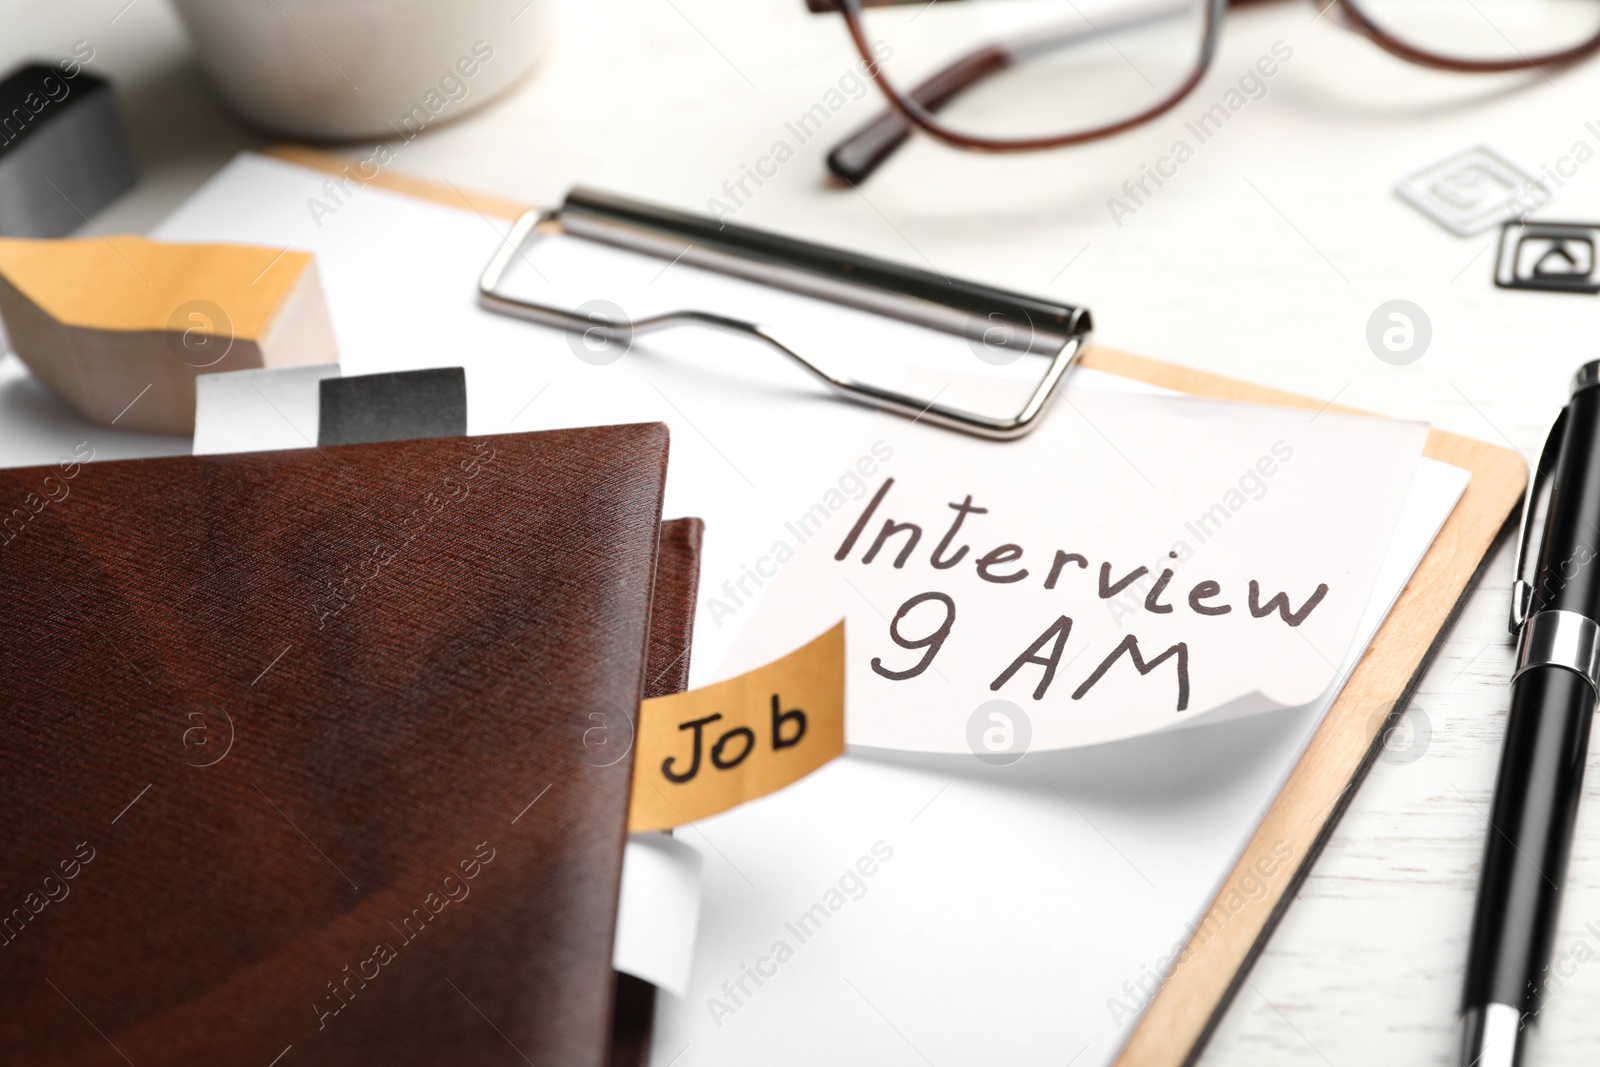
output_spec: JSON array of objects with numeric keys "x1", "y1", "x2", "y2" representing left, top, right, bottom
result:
[
  {"x1": 854, "y1": 0, "x2": 1211, "y2": 142},
  {"x1": 1349, "y1": 0, "x2": 1600, "y2": 62}
]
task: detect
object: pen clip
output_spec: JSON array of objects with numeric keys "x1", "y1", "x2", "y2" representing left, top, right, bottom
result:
[{"x1": 1510, "y1": 407, "x2": 1568, "y2": 634}]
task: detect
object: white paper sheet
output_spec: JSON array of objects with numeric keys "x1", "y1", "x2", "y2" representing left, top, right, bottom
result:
[
  {"x1": 719, "y1": 377, "x2": 1427, "y2": 751},
  {"x1": 651, "y1": 454, "x2": 1468, "y2": 1067},
  {"x1": 143, "y1": 155, "x2": 1472, "y2": 1065}
]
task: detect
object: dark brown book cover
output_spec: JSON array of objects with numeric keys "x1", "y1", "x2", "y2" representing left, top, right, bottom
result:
[
  {"x1": 610, "y1": 516, "x2": 704, "y2": 1067},
  {"x1": 0, "y1": 423, "x2": 676, "y2": 1067},
  {"x1": 644, "y1": 517, "x2": 703, "y2": 702}
]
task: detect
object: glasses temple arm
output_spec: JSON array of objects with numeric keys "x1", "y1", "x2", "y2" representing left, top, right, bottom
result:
[
  {"x1": 824, "y1": 0, "x2": 1202, "y2": 183},
  {"x1": 829, "y1": 45, "x2": 1012, "y2": 183}
]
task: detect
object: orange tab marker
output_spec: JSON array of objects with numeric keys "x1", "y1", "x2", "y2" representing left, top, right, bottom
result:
[{"x1": 629, "y1": 622, "x2": 845, "y2": 833}]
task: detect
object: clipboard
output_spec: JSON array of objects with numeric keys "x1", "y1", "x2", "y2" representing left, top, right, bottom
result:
[{"x1": 265, "y1": 144, "x2": 1529, "y2": 1067}]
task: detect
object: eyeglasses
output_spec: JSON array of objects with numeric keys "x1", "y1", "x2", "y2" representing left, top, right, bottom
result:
[{"x1": 808, "y1": 0, "x2": 1600, "y2": 182}]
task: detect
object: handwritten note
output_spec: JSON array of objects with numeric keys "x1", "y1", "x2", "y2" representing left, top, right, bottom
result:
[{"x1": 719, "y1": 384, "x2": 1428, "y2": 752}]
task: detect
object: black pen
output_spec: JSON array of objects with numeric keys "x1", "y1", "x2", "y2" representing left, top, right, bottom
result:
[{"x1": 1460, "y1": 362, "x2": 1600, "y2": 1066}]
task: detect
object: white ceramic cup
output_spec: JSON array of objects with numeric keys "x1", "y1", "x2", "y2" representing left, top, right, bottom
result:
[{"x1": 169, "y1": 0, "x2": 550, "y2": 140}]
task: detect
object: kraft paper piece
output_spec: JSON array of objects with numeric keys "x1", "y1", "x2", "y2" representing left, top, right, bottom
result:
[
  {"x1": 0, "y1": 235, "x2": 337, "y2": 434},
  {"x1": 629, "y1": 622, "x2": 845, "y2": 833}
]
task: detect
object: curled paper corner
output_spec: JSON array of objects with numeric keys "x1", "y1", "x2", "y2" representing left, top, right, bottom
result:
[{"x1": 628, "y1": 621, "x2": 846, "y2": 833}]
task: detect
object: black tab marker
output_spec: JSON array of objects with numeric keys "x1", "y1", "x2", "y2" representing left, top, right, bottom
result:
[{"x1": 318, "y1": 368, "x2": 469, "y2": 447}]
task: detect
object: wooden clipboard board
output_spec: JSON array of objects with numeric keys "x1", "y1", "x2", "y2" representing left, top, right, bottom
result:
[{"x1": 265, "y1": 144, "x2": 1529, "y2": 1067}]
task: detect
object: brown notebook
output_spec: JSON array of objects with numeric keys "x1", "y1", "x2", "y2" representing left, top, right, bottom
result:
[
  {"x1": 612, "y1": 515, "x2": 704, "y2": 1067},
  {"x1": 0, "y1": 423, "x2": 694, "y2": 1067}
]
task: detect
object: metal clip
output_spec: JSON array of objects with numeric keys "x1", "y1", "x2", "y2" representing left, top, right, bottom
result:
[
  {"x1": 477, "y1": 190, "x2": 1092, "y2": 441},
  {"x1": 1509, "y1": 407, "x2": 1568, "y2": 635}
]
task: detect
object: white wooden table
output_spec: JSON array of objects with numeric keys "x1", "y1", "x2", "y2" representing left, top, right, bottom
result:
[{"x1": 7, "y1": 0, "x2": 1600, "y2": 1063}]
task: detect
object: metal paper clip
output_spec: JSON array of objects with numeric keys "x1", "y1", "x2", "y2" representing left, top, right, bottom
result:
[{"x1": 478, "y1": 188, "x2": 1091, "y2": 441}]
